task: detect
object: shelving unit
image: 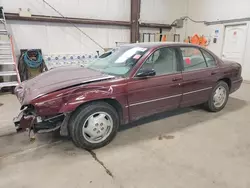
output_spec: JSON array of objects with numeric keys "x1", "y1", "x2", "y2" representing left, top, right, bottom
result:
[{"x1": 0, "y1": 7, "x2": 20, "y2": 89}]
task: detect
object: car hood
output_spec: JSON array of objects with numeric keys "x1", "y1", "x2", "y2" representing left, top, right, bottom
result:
[{"x1": 15, "y1": 66, "x2": 115, "y2": 105}]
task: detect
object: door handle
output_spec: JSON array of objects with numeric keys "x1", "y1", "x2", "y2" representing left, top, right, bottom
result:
[
  {"x1": 172, "y1": 77, "x2": 182, "y2": 81},
  {"x1": 211, "y1": 71, "x2": 217, "y2": 75}
]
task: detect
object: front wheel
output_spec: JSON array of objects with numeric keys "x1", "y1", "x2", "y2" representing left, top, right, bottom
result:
[
  {"x1": 69, "y1": 102, "x2": 119, "y2": 150},
  {"x1": 205, "y1": 81, "x2": 229, "y2": 112}
]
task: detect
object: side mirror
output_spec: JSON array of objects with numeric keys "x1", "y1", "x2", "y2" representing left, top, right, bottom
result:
[{"x1": 136, "y1": 69, "x2": 156, "y2": 78}]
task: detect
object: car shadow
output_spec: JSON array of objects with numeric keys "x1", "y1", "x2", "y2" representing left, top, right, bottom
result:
[
  {"x1": 41, "y1": 97, "x2": 248, "y2": 151},
  {"x1": 57, "y1": 96, "x2": 247, "y2": 153},
  {"x1": 0, "y1": 97, "x2": 247, "y2": 164},
  {"x1": 119, "y1": 96, "x2": 246, "y2": 133},
  {"x1": 102, "y1": 96, "x2": 248, "y2": 150}
]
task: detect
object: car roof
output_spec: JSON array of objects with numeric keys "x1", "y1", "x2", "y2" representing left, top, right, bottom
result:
[{"x1": 121, "y1": 42, "x2": 200, "y2": 49}]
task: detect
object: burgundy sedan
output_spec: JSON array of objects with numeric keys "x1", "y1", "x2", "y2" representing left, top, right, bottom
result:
[{"x1": 14, "y1": 42, "x2": 242, "y2": 149}]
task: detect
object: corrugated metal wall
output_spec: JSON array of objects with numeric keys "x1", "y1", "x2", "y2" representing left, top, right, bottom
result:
[
  {"x1": 1, "y1": 0, "x2": 131, "y2": 55},
  {"x1": 1, "y1": 0, "x2": 130, "y2": 21},
  {"x1": 1, "y1": 0, "x2": 189, "y2": 55},
  {"x1": 140, "y1": 0, "x2": 187, "y2": 24},
  {"x1": 8, "y1": 21, "x2": 130, "y2": 54},
  {"x1": 140, "y1": 0, "x2": 188, "y2": 42}
]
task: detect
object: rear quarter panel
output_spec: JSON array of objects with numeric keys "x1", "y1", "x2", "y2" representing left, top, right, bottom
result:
[{"x1": 219, "y1": 60, "x2": 242, "y2": 92}]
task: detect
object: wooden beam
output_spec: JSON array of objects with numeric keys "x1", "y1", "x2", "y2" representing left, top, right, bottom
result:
[
  {"x1": 131, "y1": 0, "x2": 140, "y2": 43},
  {"x1": 140, "y1": 22, "x2": 172, "y2": 29},
  {"x1": 5, "y1": 13, "x2": 131, "y2": 27},
  {"x1": 5, "y1": 12, "x2": 173, "y2": 33}
]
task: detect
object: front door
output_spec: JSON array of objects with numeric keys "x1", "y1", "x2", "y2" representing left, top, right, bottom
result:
[
  {"x1": 179, "y1": 47, "x2": 219, "y2": 107},
  {"x1": 127, "y1": 47, "x2": 183, "y2": 121},
  {"x1": 222, "y1": 24, "x2": 247, "y2": 65}
]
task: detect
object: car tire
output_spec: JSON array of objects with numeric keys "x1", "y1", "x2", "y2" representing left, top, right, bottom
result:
[
  {"x1": 205, "y1": 81, "x2": 229, "y2": 112},
  {"x1": 68, "y1": 102, "x2": 119, "y2": 150}
]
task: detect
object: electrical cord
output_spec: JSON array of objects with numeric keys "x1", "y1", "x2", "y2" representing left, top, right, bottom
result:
[
  {"x1": 23, "y1": 50, "x2": 43, "y2": 68},
  {"x1": 182, "y1": 16, "x2": 206, "y2": 23},
  {"x1": 18, "y1": 50, "x2": 47, "y2": 81},
  {"x1": 171, "y1": 16, "x2": 206, "y2": 26},
  {"x1": 42, "y1": 0, "x2": 104, "y2": 50}
]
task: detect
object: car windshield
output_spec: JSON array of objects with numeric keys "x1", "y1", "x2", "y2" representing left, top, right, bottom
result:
[{"x1": 86, "y1": 46, "x2": 148, "y2": 76}]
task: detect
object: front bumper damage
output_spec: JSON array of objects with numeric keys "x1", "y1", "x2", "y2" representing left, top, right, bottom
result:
[{"x1": 13, "y1": 106, "x2": 70, "y2": 139}]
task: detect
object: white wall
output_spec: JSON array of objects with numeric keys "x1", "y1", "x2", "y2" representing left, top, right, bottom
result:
[
  {"x1": 188, "y1": 0, "x2": 250, "y2": 22},
  {"x1": 8, "y1": 21, "x2": 130, "y2": 55},
  {"x1": 242, "y1": 25, "x2": 250, "y2": 81},
  {"x1": 1, "y1": 0, "x2": 130, "y2": 55},
  {"x1": 1, "y1": 0, "x2": 130, "y2": 21},
  {"x1": 185, "y1": 0, "x2": 250, "y2": 80},
  {"x1": 140, "y1": 0, "x2": 188, "y2": 24},
  {"x1": 2, "y1": 0, "x2": 190, "y2": 55},
  {"x1": 140, "y1": 0, "x2": 188, "y2": 41}
]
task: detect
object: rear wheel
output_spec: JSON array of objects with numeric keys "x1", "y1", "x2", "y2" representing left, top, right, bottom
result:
[
  {"x1": 68, "y1": 102, "x2": 119, "y2": 150},
  {"x1": 205, "y1": 81, "x2": 229, "y2": 112}
]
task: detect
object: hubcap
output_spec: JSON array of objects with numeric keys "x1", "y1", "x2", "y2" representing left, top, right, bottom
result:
[
  {"x1": 213, "y1": 86, "x2": 227, "y2": 108},
  {"x1": 82, "y1": 112, "x2": 113, "y2": 144}
]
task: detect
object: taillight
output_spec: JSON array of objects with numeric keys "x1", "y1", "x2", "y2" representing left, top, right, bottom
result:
[
  {"x1": 238, "y1": 63, "x2": 242, "y2": 76},
  {"x1": 235, "y1": 63, "x2": 242, "y2": 78}
]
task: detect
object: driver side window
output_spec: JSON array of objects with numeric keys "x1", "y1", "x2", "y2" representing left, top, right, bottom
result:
[{"x1": 137, "y1": 47, "x2": 178, "y2": 76}]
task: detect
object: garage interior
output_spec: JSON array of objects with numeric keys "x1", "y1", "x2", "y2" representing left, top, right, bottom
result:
[{"x1": 0, "y1": 0, "x2": 250, "y2": 187}]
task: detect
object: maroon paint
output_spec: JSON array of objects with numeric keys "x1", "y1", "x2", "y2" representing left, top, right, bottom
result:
[
  {"x1": 15, "y1": 43, "x2": 243, "y2": 130},
  {"x1": 180, "y1": 67, "x2": 218, "y2": 107},
  {"x1": 127, "y1": 73, "x2": 182, "y2": 121}
]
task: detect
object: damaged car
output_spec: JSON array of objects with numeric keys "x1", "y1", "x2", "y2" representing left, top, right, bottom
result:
[{"x1": 14, "y1": 42, "x2": 243, "y2": 149}]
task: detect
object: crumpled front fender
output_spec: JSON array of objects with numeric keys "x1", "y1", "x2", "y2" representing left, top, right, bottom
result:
[{"x1": 58, "y1": 86, "x2": 114, "y2": 113}]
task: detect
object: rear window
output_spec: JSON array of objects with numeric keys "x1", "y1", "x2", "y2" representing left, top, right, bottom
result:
[
  {"x1": 181, "y1": 47, "x2": 207, "y2": 71},
  {"x1": 201, "y1": 49, "x2": 217, "y2": 67}
]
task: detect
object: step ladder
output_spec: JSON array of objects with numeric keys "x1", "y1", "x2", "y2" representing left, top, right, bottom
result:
[{"x1": 0, "y1": 7, "x2": 20, "y2": 89}]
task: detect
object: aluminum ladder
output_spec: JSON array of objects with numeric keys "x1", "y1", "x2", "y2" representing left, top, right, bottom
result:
[{"x1": 0, "y1": 7, "x2": 20, "y2": 89}]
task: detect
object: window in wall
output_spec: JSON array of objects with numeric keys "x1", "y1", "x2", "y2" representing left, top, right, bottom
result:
[
  {"x1": 181, "y1": 47, "x2": 207, "y2": 71},
  {"x1": 137, "y1": 47, "x2": 178, "y2": 76}
]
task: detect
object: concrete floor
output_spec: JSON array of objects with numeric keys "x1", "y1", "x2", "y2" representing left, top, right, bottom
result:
[{"x1": 0, "y1": 83, "x2": 250, "y2": 188}]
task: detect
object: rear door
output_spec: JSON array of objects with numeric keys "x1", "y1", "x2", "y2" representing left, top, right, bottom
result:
[
  {"x1": 127, "y1": 47, "x2": 183, "y2": 121},
  {"x1": 179, "y1": 47, "x2": 219, "y2": 107}
]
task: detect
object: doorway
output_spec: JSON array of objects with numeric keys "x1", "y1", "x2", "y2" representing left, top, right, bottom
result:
[{"x1": 222, "y1": 24, "x2": 248, "y2": 66}]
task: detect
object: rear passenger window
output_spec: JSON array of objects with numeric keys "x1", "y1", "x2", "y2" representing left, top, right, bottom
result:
[
  {"x1": 201, "y1": 49, "x2": 216, "y2": 67},
  {"x1": 181, "y1": 47, "x2": 207, "y2": 71}
]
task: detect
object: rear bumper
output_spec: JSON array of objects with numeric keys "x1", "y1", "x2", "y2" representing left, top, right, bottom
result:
[{"x1": 230, "y1": 77, "x2": 243, "y2": 93}]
